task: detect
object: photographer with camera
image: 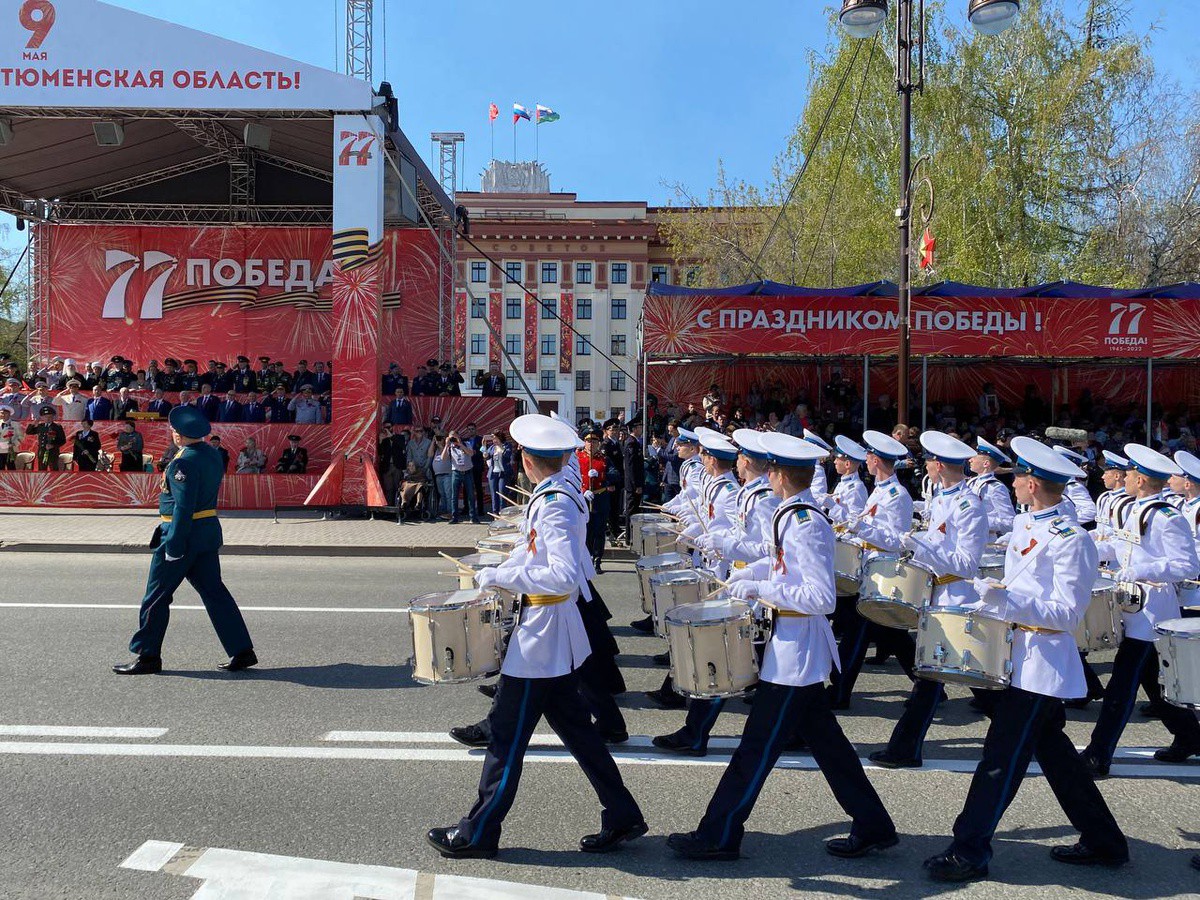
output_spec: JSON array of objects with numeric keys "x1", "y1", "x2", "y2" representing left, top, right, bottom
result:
[{"x1": 440, "y1": 428, "x2": 479, "y2": 524}]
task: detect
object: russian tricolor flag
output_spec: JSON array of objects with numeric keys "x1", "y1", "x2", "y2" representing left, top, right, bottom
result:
[{"x1": 512, "y1": 103, "x2": 531, "y2": 124}]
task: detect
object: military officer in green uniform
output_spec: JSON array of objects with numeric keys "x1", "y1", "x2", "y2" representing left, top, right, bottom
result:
[{"x1": 113, "y1": 406, "x2": 257, "y2": 675}]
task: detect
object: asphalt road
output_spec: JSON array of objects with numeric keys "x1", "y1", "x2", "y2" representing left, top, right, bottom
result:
[{"x1": 0, "y1": 552, "x2": 1197, "y2": 899}]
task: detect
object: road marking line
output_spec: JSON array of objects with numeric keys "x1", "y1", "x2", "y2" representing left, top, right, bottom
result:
[
  {"x1": 0, "y1": 603, "x2": 408, "y2": 613},
  {"x1": 5, "y1": 740, "x2": 1198, "y2": 779},
  {"x1": 119, "y1": 840, "x2": 184, "y2": 872},
  {"x1": 434, "y1": 874, "x2": 606, "y2": 900},
  {"x1": 0, "y1": 725, "x2": 167, "y2": 739},
  {"x1": 321, "y1": 731, "x2": 742, "y2": 750}
]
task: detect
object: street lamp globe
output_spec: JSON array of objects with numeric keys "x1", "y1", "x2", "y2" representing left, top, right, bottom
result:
[
  {"x1": 839, "y1": 0, "x2": 888, "y2": 39},
  {"x1": 968, "y1": 0, "x2": 1020, "y2": 35}
]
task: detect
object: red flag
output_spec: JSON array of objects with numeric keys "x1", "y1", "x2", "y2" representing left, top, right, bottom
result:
[
  {"x1": 488, "y1": 102, "x2": 499, "y2": 122},
  {"x1": 919, "y1": 227, "x2": 936, "y2": 270}
]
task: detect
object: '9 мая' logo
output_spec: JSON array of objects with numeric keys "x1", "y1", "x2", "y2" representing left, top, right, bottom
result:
[{"x1": 20, "y1": 0, "x2": 56, "y2": 51}]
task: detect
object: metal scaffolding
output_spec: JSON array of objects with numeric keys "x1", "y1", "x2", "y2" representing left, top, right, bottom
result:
[{"x1": 345, "y1": 0, "x2": 373, "y2": 84}]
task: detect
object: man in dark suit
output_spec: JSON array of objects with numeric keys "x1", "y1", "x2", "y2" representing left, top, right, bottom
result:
[
  {"x1": 276, "y1": 435, "x2": 308, "y2": 473},
  {"x1": 114, "y1": 405, "x2": 256, "y2": 675},
  {"x1": 242, "y1": 391, "x2": 267, "y2": 423},
  {"x1": 86, "y1": 386, "x2": 114, "y2": 421},
  {"x1": 292, "y1": 360, "x2": 317, "y2": 391},
  {"x1": 477, "y1": 364, "x2": 508, "y2": 398},
  {"x1": 311, "y1": 361, "x2": 332, "y2": 397},
  {"x1": 622, "y1": 417, "x2": 645, "y2": 538},
  {"x1": 72, "y1": 419, "x2": 103, "y2": 471},
  {"x1": 147, "y1": 388, "x2": 173, "y2": 419},
  {"x1": 384, "y1": 389, "x2": 413, "y2": 426},
  {"x1": 377, "y1": 423, "x2": 409, "y2": 505},
  {"x1": 114, "y1": 388, "x2": 140, "y2": 420},
  {"x1": 196, "y1": 384, "x2": 220, "y2": 422},
  {"x1": 208, "y1": 435, "x2": 230, "y2": 471},
  {"x1": 217, "y1": 391, "x2": 243, "y2": 423}
]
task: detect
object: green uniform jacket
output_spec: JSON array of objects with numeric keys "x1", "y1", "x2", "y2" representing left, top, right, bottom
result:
[{"x1": 156, "y1": 441, "x2": 224, "y2": 558}]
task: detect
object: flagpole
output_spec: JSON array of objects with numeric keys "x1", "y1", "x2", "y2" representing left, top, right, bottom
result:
[
  {"x1": 490, "y1": 119, "x2": 494, "y2": 162},
  {"x1": 513, "y1": 114, "x2": 517, "y2": 161},
  {"x1": 535, "y1": 111, "x2": 540, "y2": 165}
]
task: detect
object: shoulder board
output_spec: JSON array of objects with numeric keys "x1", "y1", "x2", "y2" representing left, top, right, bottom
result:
[
  {"x1": 959, "y1": 498, "x2": 971, "y2": 511},
  {"x1": 718, "y1": 480, "x2": 735, "y2": 492},
  {"x1": 794, "y1": 507, "x2": 810, "y2": 522},
  {"x1": 1161, "y1": 507, "x2": 1180, "y2": 518},
  {"x1": 888, "y1": 485, "x2": 899, "y2": 496}
]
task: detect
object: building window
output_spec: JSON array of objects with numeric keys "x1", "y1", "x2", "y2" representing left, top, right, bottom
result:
[
  {"x1": 505, "y1": 369, "x2": 518, "y2": 391},
  {"x1": 685, "y1": 266, "x2": 701, "y2": 286},
  {"x1": 576, "y1": 370, "x2": 591, "y2": 390},
  {"x1": 577, "y1": 296, "x2": 592, "y2": 319},
  {"x1": 505, "y1": 261, "x2": 522, "y2": 284},
  {"x1": 651, "y1": 264, "x2": 670, "y2": 284},
  {"x1": 470, "y1": 261, "x2": 487, "y2": 283},
  {"x1": 504, "y1": 333, "x2": 520, "y2": 356},
  {"x1": 541, "y1": 262, "x2": 558, "y2": 284},
  {"x1": 611, "y1": 297, "x2": 627, "y2": 320},
  {"x1": 540, "y1": 370, "x2": 557, "y2": 391},
  {"x1": 541, "y1": 297, "x2": 557, "y2": 319},
  {"x1": 470, "y1": 334, "x2": 486, "y2": 355},
  {"x1": 540, "y1": 334, "x2": 556, "y2": 356},
  {"x1": 505, "y1": 296, "x2": 521, "y2": 319},
  {"x1": 470, "y1": 296, "x2": 486, "y2": 319},
  {"x1": 575, "y1": 406, "x2": 590, "y2": 426},
  {"x1": 576, "y1": 335, "x2": 592, "y2": 356},
  {"x1": 611, "y1": 334, "x2": 627, "y2": 356},
  {"x1": 611, "y1": 370, "x2": 626, "y2": 391},
  {"x1": 575, "y1": 262, "x2": 593, "y2": 284},
  {"x1": 611, "y1": 262, "x2": 628, "y2": 284}
]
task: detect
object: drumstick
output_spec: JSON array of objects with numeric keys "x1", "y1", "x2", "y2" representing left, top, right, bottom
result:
[
  {"x1": 684, "y1": 491, "x2": 709, "y2": 533},
  {"x1": 437, "y1": 551, "x2": 475, "y2": 574}
]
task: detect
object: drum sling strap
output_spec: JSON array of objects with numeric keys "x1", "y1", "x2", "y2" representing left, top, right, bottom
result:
[{"x1": 761, "y1": 501, "x2": 827, "y2": 638}]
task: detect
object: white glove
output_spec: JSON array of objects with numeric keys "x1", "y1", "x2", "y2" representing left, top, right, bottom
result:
[
  {"x1": 694, "y1": 533, "x2": 716, "y2": 552},
  {"x1": 1114, "y1": 567, "x2": 1138, "y2": 584},
  {"x1": 971, "y1": 576, "x2": 1003, "y2": 600},
  {"x1": 584, "y1": 490, "x2": 595, "y2": 503},
  {"x1": 588, "y1": 469, "x2": 599, "y2": 479},
  {"x1": 475, "y1": 568, "x2": 498, "y2": 590},
  {"x1": 728, "y1": 580, "x2": 759, "y2": 601},
  {"x1": 726, "y1": 566, "x2": 755, "y2": 583},
  {"x1": 901, "y1": 533, "x2": 921, "y2": 553}
]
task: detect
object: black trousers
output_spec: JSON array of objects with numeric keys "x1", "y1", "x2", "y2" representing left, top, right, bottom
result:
[
  {"x1": 586, "y1": 497, "x2": 609, "y2": 564},
  {"x1": 457, "y1": 672, "x2": 642, "y2": 849},
  {"x1": 829, "y1": 612, "x2": 915, "y2": 706},
  {"x1": 1086, "y1": 637, "x2": 1200, "y2": 764},
  {"x1": 1081, "y1": 652, "x2": 1106, "y2": 699},
  {"x1": 695, "y1": 680, "x2": 894, "y2": 851},
  {"x1": 608, "y1": 485, "x2": 624, "y2": 538},
  {"x1": 948, "y1": 687, "x2": 1128, "y2": 867},
  {"x1": 882, "y1": 678, "x2": 945, "y2": 760}
]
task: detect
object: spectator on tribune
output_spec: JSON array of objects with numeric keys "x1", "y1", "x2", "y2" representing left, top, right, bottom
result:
[
  {"x1": 213, "y1": 362, "x2": 234, "y2": 393},
  {"x1": 276, "y1": 435, "x2": 308, "y2": 474},
  {"x1": 410, "y1": 365, "x2": 430, "y2": 396},
  {"x1": 144, "y1": 360, "x2": 162, "y2": 391},
  {"x1": 477, "y1": 363, "x2": 508, "y2": 397},
  {"x1": 115, "y1": 386, "x2": 139, "y2": 420},
  {"x1": 116, "y1": 420, "x2": 144, "y2": 472},
  {"x1": 236, "y1": 437, "x2": 267, "y2": 474},
  {"x1": 382, "y1": 363, "x2": 408, "y2": 397},
  {"x1": 85, "y1": 386, "x2": 114, "y2": 421},
  {"x1": 147, "y1": 388, "x2": 172, "y2": 419},
  {"x1": 0, "y1": 405, "x2": 23, "y2": 470},
  {"x1": 178, "y1": 359, "x2": 201, "y2": 392},
  {"x1": 289, "y1": 385, "x2": 322, "y2": 424},
  {"x1": 271, "y1": 361, "x2": 293, "y2": 394},
  {"x1": 378, "y1": 423, "x2": 409, "y2": 505},
  {"x1": 54, "y1": 380, "x2": 87, "y2": 421},
  {"x1": 208, "y1": 435, "x2": 230, "y2": 472},
  {"x1": 484, "y1": 431, "x2": 513, "y2": 514},
  {"x1": 218, "y1": 390, "x2": 243, "y2": 423},
  {"x1": 0, "y1": 378, "x2": 25, "y2": 421},
  {"x1": 242, "y1": 390, "x2": 266, "y2": 424},
  {"x1": 311, "y1": 360, "x2": 332, "y2": 397},
  {"x1": 265, "y1": 386, "x2": 291, "y2": 423},
  {"x1": 196, "y1": 383, "x2": 220, "y2": 422},
  {"x1": 33, "y1": 406, "x2": 66, "y2": 471},
  {"x1": 72, "y1": 418, "x2": 102, "y2": 471},
  {"x1": 384, "y1": 388, "x2": 413, "y2": 426},
  {"x1": 82, "y1": 362, "x2": 103, "y2": 390},
  {"x1": 255, "y1": 356, "x2": 273, "y2": 388},
  {"x1": 292, "y1": 359, "x2": 316, "y2": 392},
  {"x1": 22, "y1": 383, "x2": 49, "y2": 418},
  {"x1": 198, "y1": 360, "x2": 218, "y2": 389},
  {"x1": 232, "y1": 356, "x2": 257, "y2": 393},
  {"x1": 439, "y1": 362, "x2": 464, "y2": 397},
  {"x1": 442, "y1": 429, "x2": 479, "y2": 524},
  {"x1": 157, "y1": 359, "x2": 180, "y2": 391}
]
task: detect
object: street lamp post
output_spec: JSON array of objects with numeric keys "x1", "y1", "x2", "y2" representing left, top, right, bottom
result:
[{"x1": 838, "y1": 0, "x2": 1020, "y2": 427}]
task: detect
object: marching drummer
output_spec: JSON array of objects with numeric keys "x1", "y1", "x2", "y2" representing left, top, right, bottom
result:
[
  {"x1": 829, "y1": 429, "x2": 916, "y2": 708},
  {"x1": 678, "y1": 428, "x2": 740, "y2": 581},
  {"x1": 868, "y1": 431, "x2": 988, "y2": 769},
  {"x1": 823, "y1": 435, "x2": 868, "y2": 522},
  {"x1": 920, "y1": 436, "x2": 1129, "y2": 883},
  {"x1": 428, "y1": 414, "x2": 646, "y2": 859},
  {"x1": 1094, "y1": 451, "x2": 1133, "y2": 541},
  {"x1": 654, "y1": 428, "x2": 782, "y2": 756},
  {"x1": 1172, "y1": 450, "x2": 1200, "y2": 613},
  {"x1": 667, "y1": 431, "x2": 898, "y2": 861},
  {"x1": 804, "y1": 429, "x2": 832, "y2": 503},
  {"x1": 967, "y1": 437, "x2": 1016, "y2": 538},
  {"x1": 1053, "y1": 446, "x2": 1098, "y2": 529},
  {"x1": 1080, "y1": 443, "x2": 1200, "y2": 776}
]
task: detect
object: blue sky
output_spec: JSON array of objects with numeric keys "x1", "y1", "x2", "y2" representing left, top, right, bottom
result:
[{"x1": 3, "y1": 0, "x2": 1197, "y2": 253}]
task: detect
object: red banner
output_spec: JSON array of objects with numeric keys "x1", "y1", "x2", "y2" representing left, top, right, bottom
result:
[
  {"x1": 487, "y1": 290, "x2": 503, "y2": 371},
  {"x1": 559, "y1": 290, "x2": 574, "y2": 375},
  {"x1": 644, "y1": 293, "x2": 1200, "y2": 360},
  {"x1": 523, "y1": 293, "x2": 538, "y2": 374},
  {"x1": 41, "y1": 225, "x2": 440, "y2": 378},
  {"x1": 452, "y1": 288, "x2": 468, "y2": 370},
  {"x1": 0, "y1": 472, "x2": 318, "y2": 509}
]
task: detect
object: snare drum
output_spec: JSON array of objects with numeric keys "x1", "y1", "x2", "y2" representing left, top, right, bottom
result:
[
  {"x1": 834, "y1": 536, "x2": 864, "y2": 595},
  {"x1": 650, "y1": 570, "x2": 715, "y2": 637},
  {"x1": 487, "y1": 521, "x2": 520, "y2": 536},
  {"x1": 1113, "y1": 580, "x2": 1148, "y2": 614},
  {"x1": 636, "y1": 552, "x2": 691, "y2": 614},
  {"x1": 665, "y1": 600, "x2": 760, "y2": 699},
  {"x1": 915, "y1": 605, "x2": 1013, "y2": 690},
  {"x1": 1155, "y1": 617, "x2": 1200, "y2": 709},
  {"x1": 629, "y1": 513, "x2": 670, "y2": 555},
  {"x1": 979, "y1": 550, "x2": 1006, "y2": 582},
  {"x1": 476, "y1": 532, "x2": 523, "y2": 555},
  {"x1": 1076, "y1": 574, "x2": 1122, "y2": 652},
  {"x1": 448, "y1": 551, "x2": 507, "y2": 590},
  {"x1": 857, "y1": 555, "x2": 936, "y2": 630},
  {"x1": 641, "y1": 523, "x2": 681, "y2": 558},
  {"x1": 409, "y1": 589, "x2": 504, "y2": 684}
]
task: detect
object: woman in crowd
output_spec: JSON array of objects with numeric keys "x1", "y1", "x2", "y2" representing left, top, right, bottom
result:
[
  {"x1": 0, "y1": 405, "x2": 24, "y2": 470},
  {"x1": 484, "y1": 431, "x2": 513, "y2": 514},
  {"x1": 115, "y1": 420, "x2": 144, "y2": 472},
  {"x1": 236, "y1": 437, "x2": 267, "y2": 474}
]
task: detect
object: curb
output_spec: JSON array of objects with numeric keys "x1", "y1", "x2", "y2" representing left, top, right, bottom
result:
[{"x1": 0, "y1": 542, "x2": 641, "y2": 560}]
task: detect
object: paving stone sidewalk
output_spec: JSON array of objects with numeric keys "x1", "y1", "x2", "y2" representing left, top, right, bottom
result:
[{"x1": 0, "y1": 507, "x2": 495, "y2": 557}]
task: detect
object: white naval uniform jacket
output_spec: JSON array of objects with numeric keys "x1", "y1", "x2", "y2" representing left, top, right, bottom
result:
[
  {"x1": 708, "y1": 475, "x2": 780, "y2": 565},
  {"x1": 852, "y1": 474, "x2": 914, "y2": 558},
  {"x1": 1108, "y1": 493, "x2": 1200, "y2": 642},
  {"x1": 909, "y1": 481, "x2": 988, "y2": 607},
  {"x1": 976, "y1": 504, "x2": 1097, "y2": 699},
  {"x1": 1063, "y1": 479, "x2": 1097, "y2": 525},
  {"x1": 967, "y1": 473, "x2": 1015, "y2": 537},
  {"x1": 1094, "y1": 488, "x2": 1129, "y2": 542},
  {"x1": 664, "y1": 456, "x2": 706, "y2": 524},
  {"x1": 1180, "y1": 498, "x2": 1200, "y2": 608},
  {"x1": 810, "y1": 462, "x2": 829, "y2": 505},
  {"x1": 559, "y1": 466, "x2": 597, "y2": 599},
  {"x1": 683, "y1": 470, "x2": 740, "y2": 576},
  {"x1": 481, "y1": 472, "x2": 591, "y2": 678},
  {"x1": 825, "y1": 473, "x2": 867, "y2": 523},
  {"x1": 737, "y1": 490, "x2": 838, "y2": 687}
]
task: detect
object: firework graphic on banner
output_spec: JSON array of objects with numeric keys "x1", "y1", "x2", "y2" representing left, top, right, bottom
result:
[
  {"x1": 488, "y1": 290, "x2": 504, "y2": 371},
  {"x1": 559, "y1": 291, "x2": 573, "y2": 374}
]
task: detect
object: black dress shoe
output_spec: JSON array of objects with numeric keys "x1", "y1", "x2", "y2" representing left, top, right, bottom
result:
[
  {"x1": 477, "y1": 682, "x2": 498, "y2": 699},
  {"x1": 449, "y1": 723, "x2": 490, "y2": 748},
  {"x1": 652, "y1": 731, "x2": 707, "y2": 757},
  {"x1": 630, "y1": 615, "x2": 654, "y2": 634},
  {"x1": 1064, "y1": 697, "x2": 1092, "y2": 710},
  {"x1": 602, "y1": 730, "x2": 630, "y2": 745},
  {"x1": 1050, "y1": 842, "x2": 1129, "y2": 867},
  {"x1": 580, "y1": 820, "x2": 648, "y2": 852},
  {"x1": 1140, "y1": 701, "x2": 1170, "y2": 720},
  {"x1": 218, "y1": 649, "x2": 258, "y2": 671},
  {"x1": 868, "y1": 749, "x2": 921, "y2": 769},
  {"x1": 652, "y1": 651, "x2": 671, "y2": 666},
  {"x1": 1080, "y1": 751, "x2": 1110, "y2": 778},
  {"x1": 826, "y1": 832, "x2": 899, "y2": 858},
  {"x1": 644, "y1": 688, "x2": 687, "y2": 710},
  {"x1": 924, "y1": 851, "x2": 988, "y2": 882},
  {"x1": 667, "y1": 831, "x2": 739, "y2": 861},
  {"x1": 829, "y1": 699, "x2": 850, "y2": 711},
  {"x1": 426, "y1": 826, "x2": 497, "y2": 859},
  {"x1": 112, "y1": 655, "x2": 162, "y2": 675},
  {"x1": 1154, "y1": 741, "x2": 1200, "y2": 763}
]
